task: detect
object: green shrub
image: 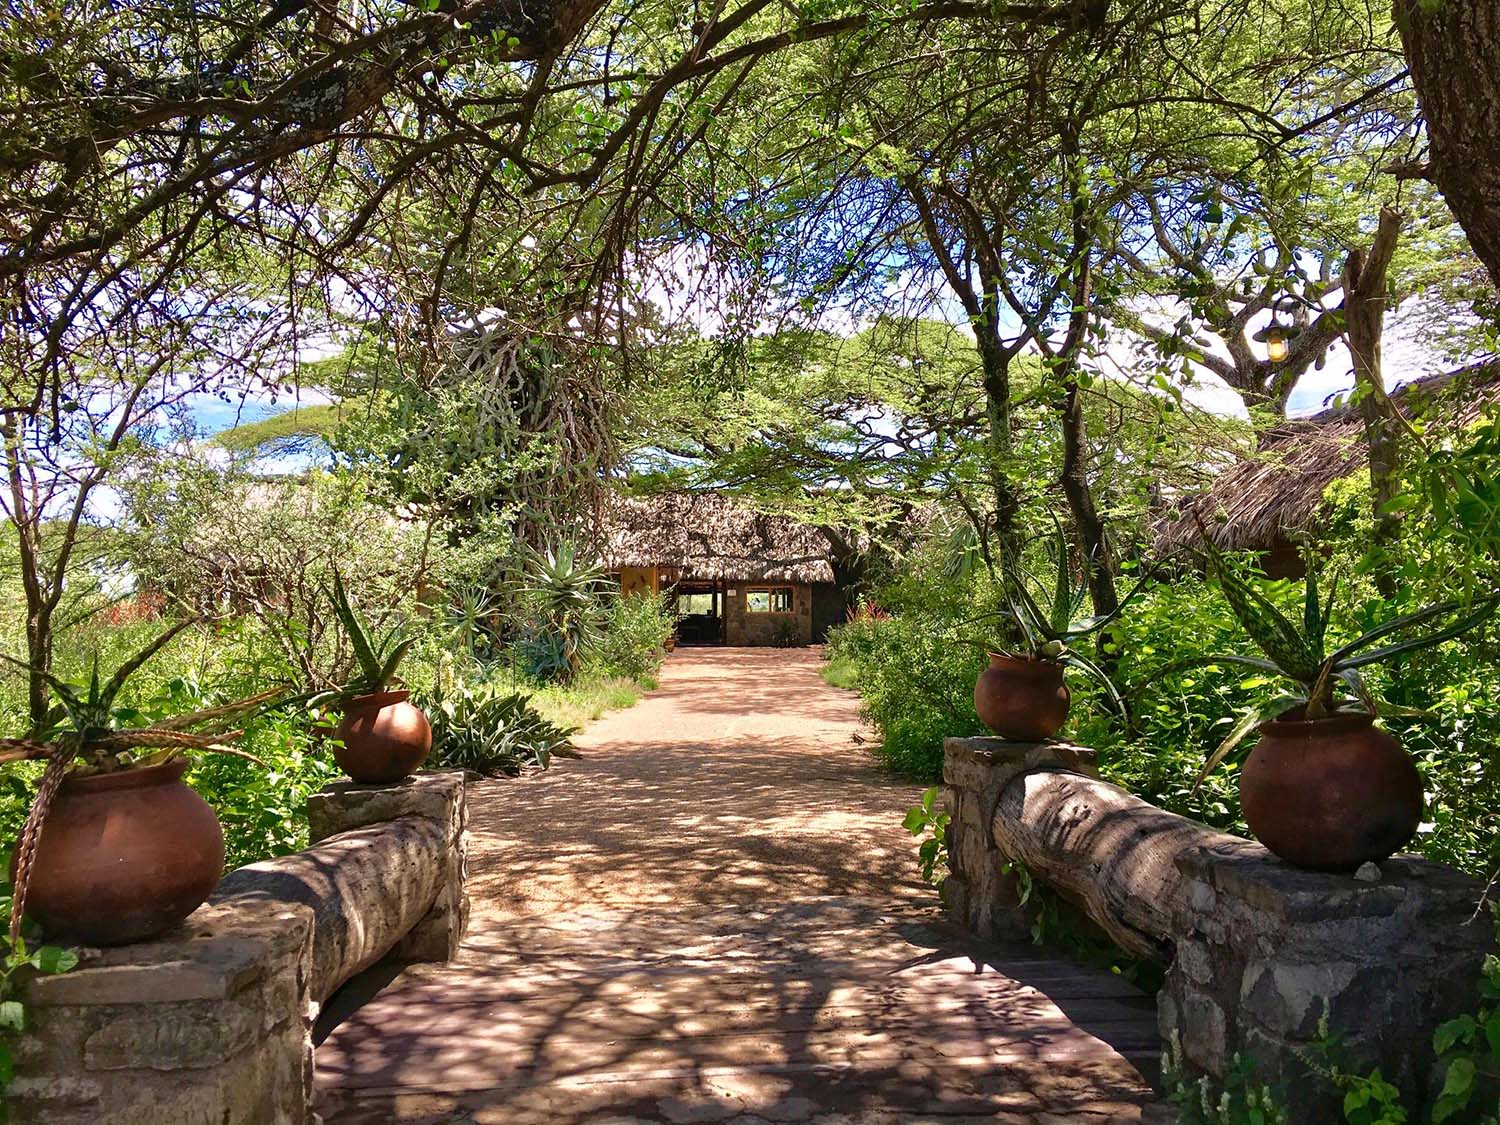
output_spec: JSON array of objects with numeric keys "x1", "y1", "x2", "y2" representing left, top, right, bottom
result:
[
  {"x1": 587, "y1": 592, "x2": 673, "y2": 681},
  {"x1": 418, "y1": 678, "x2": 575, "y2": 776},
  {"x1": 189, "y1": 708, "x2": 341, "y2": 871},
  {"x1": 825, "y1": 612, "x2": 986, "y2": 780}
]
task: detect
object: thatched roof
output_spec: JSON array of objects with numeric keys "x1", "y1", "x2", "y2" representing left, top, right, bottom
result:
[
  {"x1": 598, "y1": 492, "x2": 836, "y2": 583},
  {"x1": 1153, "y1": 359, "x2": 1500, "y2": 555}
]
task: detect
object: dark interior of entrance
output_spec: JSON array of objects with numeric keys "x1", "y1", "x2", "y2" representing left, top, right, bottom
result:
[{"x1": 673, "y1": 580, "x2": 724, "y2": 645}]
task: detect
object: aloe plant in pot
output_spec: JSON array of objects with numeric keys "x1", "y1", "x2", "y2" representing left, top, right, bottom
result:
[
  {"x1": 325, "y1": 573, "x2": 431, "y2": 784},
  {"x1": 1182, "y1": 540, "x2": 1498, "y2": 871},
  {"x1": 972, "y1": 532, "x2": 1143, "y2": 742},
  {"x1": 1, "y1": 624, "x2": 278, "y2": 946}
]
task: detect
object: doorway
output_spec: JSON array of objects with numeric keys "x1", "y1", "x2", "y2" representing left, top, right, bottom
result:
[{"x1": 674, "y1": 580, "x2": 725, "y2": 645}]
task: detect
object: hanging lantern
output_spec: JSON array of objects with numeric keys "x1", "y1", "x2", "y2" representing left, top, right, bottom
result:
[{"x1": 1253, "y1": 295, "x2": 1304, "y2": 363}]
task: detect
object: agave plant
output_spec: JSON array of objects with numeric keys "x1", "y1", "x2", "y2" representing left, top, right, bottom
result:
[
  {"x1": 982, "y1": 526, "x2": 1150, "y2": 710},
  {"x1": 520, "y1": 541, "x2": 605, "y2": 680},
  {"x1": 330, "y1": 572, "x2": 415, "y2": 696},
  {"x1": 1184, "y1": 535, "x2": 1498, "y2": 786},
  {"x1": 444, "y1": 583, "x2": 502, "y2": 664},
  {"x1": 422, "y1": 678, "x2": 578, "y2": 776}
]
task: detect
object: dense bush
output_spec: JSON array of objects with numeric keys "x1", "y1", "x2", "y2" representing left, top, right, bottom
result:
[
  {"x1": 829, "y1": 539, "x2": 1500, "y2": 876},
  {"x1": 418, "y1": 676, "x2": 576, "y2": 776},
  {"x1": 825, "y1": 611, "x2": 987, "y2": 779},
  {"x1": 585, "y1": 592, "x2": 673, "y2": 681}
]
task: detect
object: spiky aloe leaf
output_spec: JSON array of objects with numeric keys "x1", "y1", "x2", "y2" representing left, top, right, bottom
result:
[
  {"x1": 1202, "y1": 539, "x2": 1322, "y2": 682},
  {"x1": 1329, "y1": 596, "x2": 1499, "y2": 666},
  {"x1": 1192, "y1": 705, "x2": 1267, "y2": 795},
  {"x1": 1303, "y1": 564, "x2": 1321, "y2": 645},
  {"x1": 97, "y1": 616, "x2": 200, "y2": 715},
  {"x1": 375, "y1": 636, "x2": 416, "y2": 690},
  {"x1": 1049, "y1": 523, "x2": 1072, "y2": 636},
  {"x1": 332, "y1": 573, "x2": 383, "y2": 684},
  {"x1": 1129, "y1": 653, "x2": 1284, "y2": 688},
  {"x1": 1339, "y1": 597, "x2": 1500, "y2": 671},
  {"x1": 1062, "y1": 649, "x2": 1125, "y2": 714},
  {"x1": 1063, "y1": 564, "x2": 1156, "y2": 643}
]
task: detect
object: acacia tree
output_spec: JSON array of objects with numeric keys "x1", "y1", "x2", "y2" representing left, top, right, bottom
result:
[{"x1": 0, "y1": 275, "x2": 302, "y2": 731}]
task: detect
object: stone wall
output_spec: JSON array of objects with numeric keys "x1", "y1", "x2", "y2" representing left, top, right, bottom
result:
[
  {"x1": 723, "y1": 581, "x2": 814, "y2": 646},
  {"x1": 942, "y1": 736, "x2": 1496, "y2": 1116},
  {"x1": 12, "y1": 771, "x2": 468, "y2": 1124}
]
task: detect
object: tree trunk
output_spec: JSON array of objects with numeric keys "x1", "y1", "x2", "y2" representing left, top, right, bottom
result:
[
  {"x1": 2, "y1": 418, "x2": 53, "y2": 733},
  {"x1": 1342, "y1": 208, "x2": 1404, "y2": 598},
  {"x1": 1058, "y1": 379, "x2": 1119, "y2": 617},
  {"x1": 990, "y1": 767, "x2": 1239, "y2": 962},
  {"x1": 976, "y1": 333, "x2": 1022, "y2": 565},
  {"x1": 1396, "y1": 0, "x2": 1500, "y2": 287}
]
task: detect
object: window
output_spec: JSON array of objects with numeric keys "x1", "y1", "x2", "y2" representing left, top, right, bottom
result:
[
  {"x1": 678, "y1": 592, "x2": 715, "y2": 615},
  {"x1": 746, "y1": 586, "x2": 794, "y2": 613}
]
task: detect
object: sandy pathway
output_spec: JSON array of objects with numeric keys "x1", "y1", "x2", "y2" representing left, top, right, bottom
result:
[{"x1": 315, "y1": 648, "x2": 1167, "y2": 1122}]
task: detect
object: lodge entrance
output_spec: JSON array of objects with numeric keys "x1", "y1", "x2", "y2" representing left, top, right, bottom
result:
[{"x1": 673, "y1": 580, "x2": 725, "y2": 645}]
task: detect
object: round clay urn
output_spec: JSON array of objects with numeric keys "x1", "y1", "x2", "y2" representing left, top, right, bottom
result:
[
  {"x1": 973, "y1": 653, "x2": 1071, "y2": 742},
  {"x1": 18, "y1": 757, "x2": 224, "y2": 946},
  {"x1": 1239, "y1": 708, "x2": 1424, "y2": 871},
  {"x1": 333, "y1": 689, "x2": 432, "y2": 784}
]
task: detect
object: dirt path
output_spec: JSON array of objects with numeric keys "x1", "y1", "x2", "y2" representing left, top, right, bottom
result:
[{"x1": 316, "y1": 648, "x2": 1167, "y2": 1122}]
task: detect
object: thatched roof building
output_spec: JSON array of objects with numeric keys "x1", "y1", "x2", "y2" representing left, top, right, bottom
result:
[
  {"x1": 596, "y1": 491, "x2": 845, "y2": 646},
  {"x1": 1153, "y1": 360, "x2": 1500, "y2": 565},
  {"x1": 598, "y1": 492, "x2": 836, "y2": 584}
]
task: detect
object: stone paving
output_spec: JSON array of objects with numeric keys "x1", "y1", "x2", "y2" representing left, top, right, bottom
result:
[{"x1": 315, "y1": 648, "x2": 1170, "y2": 1122}]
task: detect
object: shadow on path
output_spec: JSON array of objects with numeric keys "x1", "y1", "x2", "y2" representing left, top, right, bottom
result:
[{"x1": 315, "y1": 648, "x2": 1168, "y2": 1123}]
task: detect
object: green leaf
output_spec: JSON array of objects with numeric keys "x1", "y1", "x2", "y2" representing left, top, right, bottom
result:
[
  {"x1": 34, "y1": 946, "x2": 78, "y2": 975},
  {"x1": 1440, "y1": 1055, "x2": 1476, "y2": 1101},
  {"x1": 901, "y1": 807, "x2": 926, "y2": 835},
  {"x1": 0, "y1": 1001, "x2": 22, "y2": 1032},
  {"x1": 1435, "y1": 1016, "x2": 1475, "y2": 1053}
]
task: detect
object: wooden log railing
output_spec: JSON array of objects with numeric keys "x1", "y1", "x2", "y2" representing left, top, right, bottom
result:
[{"x1": 942, "y1": 736, "x2": 1496, "y2": 1118}]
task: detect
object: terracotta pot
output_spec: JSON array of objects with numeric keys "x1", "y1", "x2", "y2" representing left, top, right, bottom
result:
[
  {"x1": 19, "y1": 757, "x2": 224, "y2": 946},
  {"x1": 973, "y1": 653, "x2": 1070, "y2": 742},
  {"x1": 333, "y1": 690, "x2": 431, "y2": 784},
  {"x1": 1239, "y1": 708, "x2": 1424, "y2": 871}
]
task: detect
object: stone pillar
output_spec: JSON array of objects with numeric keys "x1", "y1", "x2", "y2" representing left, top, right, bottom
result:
[
  {"x1": 12, "y1": 896, "x2": 317, "y2": 1124},
  {"x1": 307, "y1": 769, "x2": 470, "y2": 964},
  {"x1": 11, "y1": 770, "x2": 471, "y2": 1124},
  {"x1": 1163, "y1": 838, "x2": 1495, "y2": 1116},
  {"x1": 940, "y1": 736, "x2": 1098, "y2": 941}
]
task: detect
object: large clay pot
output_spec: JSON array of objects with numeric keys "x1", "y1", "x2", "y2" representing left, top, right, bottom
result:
[
  {"x1": 333, "y1": 690, "x2": 431, "y2": 784},
  {"x1": 1240, "y1": 708, "x2": 1424, "y2": 871},
  {"x1": 19, "y1": 758, "x2": 224, "y2": 946},
  {"x1": 973, "y1": 653, "x2": 1071, "y2": 742}
]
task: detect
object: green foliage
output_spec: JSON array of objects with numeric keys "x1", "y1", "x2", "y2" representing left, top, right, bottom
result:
[
  {"x1": 820, "y1": 655, "x2": 861, "y2": 691},
  {"x1": 1165, "y1": 1044, "x2": 1290, "y2": 1125},
  {"x1": 1430, "y1": 902, "x2": 1500, "y2": 1124},
  {"x1": 901, "y1": 787, "x2": 949, "y2": 885},
  {"x1": 0, "y1": 863, "x2": 78, "y2": 1111},
  {"x1": 420, "y1": 678, "x2": 576, "y2": 777},
  {"x1": 824, "y1": 611, "x2": 986, "y2": 780},
  {"x1": 187, "y1": 709, "x2": 339, "y2": 871},
  {"x1": 587, "y1": 593, "x2": 674, "y2": 682}
]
